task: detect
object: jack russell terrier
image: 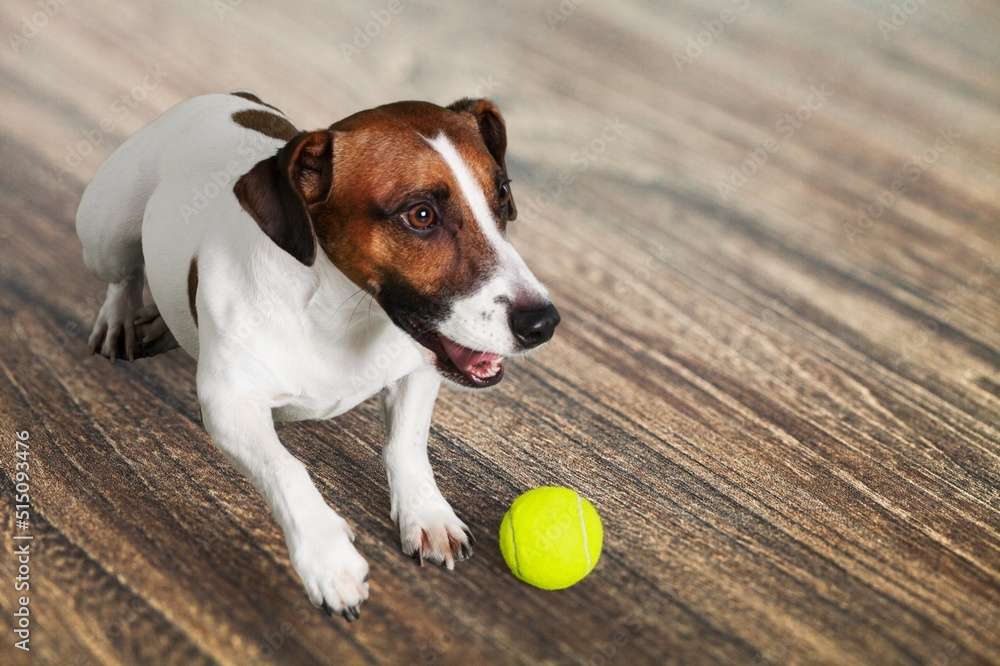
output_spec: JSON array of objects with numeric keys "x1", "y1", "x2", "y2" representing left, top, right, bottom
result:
[{"x1": 76, "y1": 92, "x2": 559, "y2": 621}]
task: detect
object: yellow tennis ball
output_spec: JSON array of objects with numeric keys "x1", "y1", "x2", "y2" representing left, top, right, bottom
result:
[{"x1": 499, "y1": 486, "x2": 603, "y2": 590}]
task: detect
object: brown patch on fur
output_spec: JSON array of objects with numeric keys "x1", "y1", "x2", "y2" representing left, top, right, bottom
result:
[
  {"x1": 230, "y1": 91, "x2": 284, "y2": 113},
  {"x1": 232, "y1": 109, "x2": 299, "y2": 142},
  {"x1": 233, "y1": 131, "x2": 333, "y2": 266},
  {"x1": 187, "y1": 257, "x2": 199, "y2": 327},
  {"x1": 314, "y1": 101, "x2": 506, "y2": 306}
]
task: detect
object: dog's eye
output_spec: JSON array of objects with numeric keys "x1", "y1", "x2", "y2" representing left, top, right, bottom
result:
[
  {"x1": 404, "y1": 204, "x2": 437, "y2": 229},
  {"x1": 498, "y1": 181, "x2": 511, "y2": 208}
]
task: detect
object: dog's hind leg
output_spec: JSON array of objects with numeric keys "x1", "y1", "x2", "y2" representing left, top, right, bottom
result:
[
  {"x1": 76, "y1": 131, "x2": 163, "y2": 363},
  {"x1": 87, "y1": 266, "x2": 145, "y2": 363},
  {"x1": 133, "y1": 304, "x2": 179, "y2": 358}
]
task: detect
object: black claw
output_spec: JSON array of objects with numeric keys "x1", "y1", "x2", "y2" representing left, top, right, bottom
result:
[
  {"x1": 464, "y1": 528, "x2": 476, "y2": 547},
  {"x1": 363, "y1": 573, "x2": 370, "y2": 583},
  {"x1": 322, "y1": 601, "x2": 362, "y2": 622},
  {"x1": 407, "y1": 548, "x2": 425, "y2": 567},
  {"x1": 460, "y1": 543, "x2": 472, "y2": 559},
  {"x1": 344, "y1": 606, "x2": 360, "y2": 621}
]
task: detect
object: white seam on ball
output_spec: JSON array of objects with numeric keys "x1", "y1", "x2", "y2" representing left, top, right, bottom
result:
[
  {"x1": 577, "y1": 493, "x2": 591, "y2": 571},
  {"x1": 508, "y1": 515, "x2": 521, "y2": 577}
]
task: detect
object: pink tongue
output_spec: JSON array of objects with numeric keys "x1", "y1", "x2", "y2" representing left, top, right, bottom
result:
[{"x1": 440, "y1": 335, "x2": 502, "y2": 374}]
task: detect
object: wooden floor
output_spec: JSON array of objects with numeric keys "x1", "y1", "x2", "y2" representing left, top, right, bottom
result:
[{"x1": 2, "y1": 1, "x2": 998, "y2": 664}]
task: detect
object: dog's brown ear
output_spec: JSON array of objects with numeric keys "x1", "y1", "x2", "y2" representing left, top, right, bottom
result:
[
  {"x1": 234, "y1": 130, "x2": 334, "y2": 266},
  {"x1": 448, "y1": 98, "x2": 516, "y2": 220}
]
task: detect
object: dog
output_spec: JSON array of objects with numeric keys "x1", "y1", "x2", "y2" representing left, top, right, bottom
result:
[{"x1": 76, "y1": 91, "x2": 560, "y2": 621}]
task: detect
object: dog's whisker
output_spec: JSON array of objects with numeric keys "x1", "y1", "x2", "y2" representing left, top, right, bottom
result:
[
  {"x1": 333, "y1": 288, "x2": 367, "y2": 315},
  {"x1": 536, "y1": 277, "x2": 564, "y2": 292},
  {"x1": 343, "y1": 290, "x2": 370, "y2": 342},
  {"x1": 366, "y1": 292, "x2": 376, "y2": 337}
]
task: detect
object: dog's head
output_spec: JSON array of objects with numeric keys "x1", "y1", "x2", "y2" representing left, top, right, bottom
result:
[{"x1": 234, "y1": 98, "x2": 559, "y2": 388}]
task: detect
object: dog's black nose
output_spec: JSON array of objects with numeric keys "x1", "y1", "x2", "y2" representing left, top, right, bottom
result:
[{"x1": 510, "y1": 303, "x2": 561, "y2": 349}]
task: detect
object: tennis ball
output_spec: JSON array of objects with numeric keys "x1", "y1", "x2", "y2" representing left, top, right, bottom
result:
[{"x1": 499, "y1": 486, "x2": 603, "y2": 590}]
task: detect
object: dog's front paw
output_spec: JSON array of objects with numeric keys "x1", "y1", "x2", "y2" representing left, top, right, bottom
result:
[
  {"x1": 288, "y1": 511, "x2": 370, "y2": 622},
  {"x1": 396, "y1": 498, "x2": 475, "y2": 569}
]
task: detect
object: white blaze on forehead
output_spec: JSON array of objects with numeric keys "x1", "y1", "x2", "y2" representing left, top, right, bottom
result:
[
  {"x1": 421, "y1": 132, "x2": 547, "y2": 292},
  {"x1": 421, "y1": 132, "x2": 507, "y2": 250},
  {"x1": 422, "y1": 131, "x2": 551, "y2": 354}
]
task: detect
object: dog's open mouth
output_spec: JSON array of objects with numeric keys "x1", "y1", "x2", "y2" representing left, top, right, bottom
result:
[
  {"x1": 439, "y1": 334, "x2": 504, "y2": 386},
  {"x1": 395, "y1": 314, "x2": 505, "y2": 388}
]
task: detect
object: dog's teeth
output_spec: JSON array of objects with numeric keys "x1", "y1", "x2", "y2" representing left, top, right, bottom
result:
[{"x1": 469, "y1": 357, "x2": 502, "y2": 379}]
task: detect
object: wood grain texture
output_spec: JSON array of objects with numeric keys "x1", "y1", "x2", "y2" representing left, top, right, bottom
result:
[{"x1": 1, "y1": 1, "x2": 998, "y2": 664}]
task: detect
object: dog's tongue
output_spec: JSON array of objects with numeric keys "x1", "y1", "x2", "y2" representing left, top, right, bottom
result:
[{"x1": 439, "y1": 335, "x2": 503, "y2": 380}]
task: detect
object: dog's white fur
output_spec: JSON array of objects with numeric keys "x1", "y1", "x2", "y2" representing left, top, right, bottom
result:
[{"x1": 76, "y1": 93, "x2": 552, "y2": 619}]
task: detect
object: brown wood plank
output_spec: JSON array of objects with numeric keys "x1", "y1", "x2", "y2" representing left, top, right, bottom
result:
[{"x1": 1, "y1": 1, "x2": 998, "y2": 664}]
